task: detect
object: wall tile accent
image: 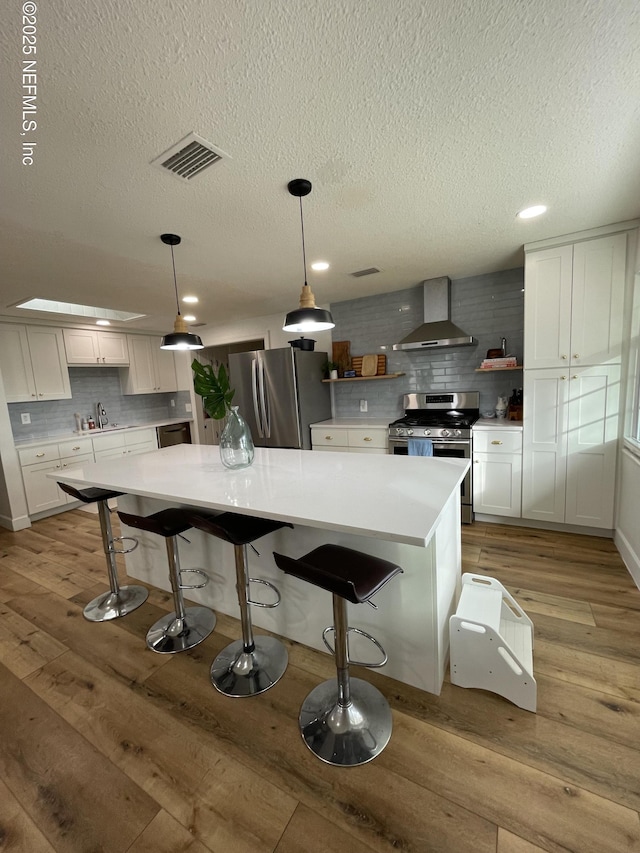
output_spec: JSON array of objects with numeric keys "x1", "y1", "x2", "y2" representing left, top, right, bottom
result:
[
  {"x1": 8, "y1": 368, "x2": 191, "y2": 441},
  {"x1": 329, "y1": 268, "x2": 524, "y2": 419}
]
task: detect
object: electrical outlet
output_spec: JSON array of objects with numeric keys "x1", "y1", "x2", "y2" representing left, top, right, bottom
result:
[
  {"x1": 185, "y1": 403, "x2": 192, "y2": 412},
  {"x1": 170, "y1": 399, "x2": 175, "y2": 407},
  {"x1": 21, "y1": 413, "x2": 31, "y2": 424},
  {"x1": 359, "y1": 399, "x2": 368, "y2": 413}
]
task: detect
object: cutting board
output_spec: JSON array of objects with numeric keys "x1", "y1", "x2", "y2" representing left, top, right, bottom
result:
[
  {"x1": 332, "y1": 341, "x2": 351, "y2": 374},
  {"x1": 361, "y1": 354, "x2": 378, "y2": 376}
]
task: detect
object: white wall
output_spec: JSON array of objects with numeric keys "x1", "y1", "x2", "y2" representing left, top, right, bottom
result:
[{"x1": 198, "y1": 309, "x2": 333, "y2": 354}]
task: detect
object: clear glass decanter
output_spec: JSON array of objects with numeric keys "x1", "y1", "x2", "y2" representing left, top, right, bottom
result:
[{"x1": 219, "y1": 406, "x2": 255, "y2": 469}]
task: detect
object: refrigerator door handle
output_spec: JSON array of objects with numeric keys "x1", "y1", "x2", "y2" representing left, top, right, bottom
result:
[
  {"x1": 259, "y1": 358, "x2": 271, "y2": 437},
  {"x1": 251, "y1": 358, "x2": 264, "y2": 438}
]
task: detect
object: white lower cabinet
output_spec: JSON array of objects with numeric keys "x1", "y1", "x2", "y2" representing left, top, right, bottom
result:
[
  {"x1": 522, "y1": 366, "x2": 620, "y2": 528},
  {"x1": 311, "y1": 424, "x2": 388, "y2": 454},
  {"x1": 19, "y1": 438, "x2": 94, "y2": 514},
  {"x1": 93, "y1": 428, "x2": 158, "y2": 460},
  {"x1": 473, "y1": 430, "x2": 522, "y2": 517}
]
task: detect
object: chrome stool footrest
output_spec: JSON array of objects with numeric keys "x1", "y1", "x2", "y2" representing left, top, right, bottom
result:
[
  {"x1": 178, "y1": 568, "x2": 209, "y2": 590},
  {"x1": 322, "y1": 625, "x2": 388, "y2": 668},
  {"x1": 247, "y1": 577, "x2": 281, "y2": 608},
  {"x1": 110, "y1": 535, "x2": 138, "y2": 555}
]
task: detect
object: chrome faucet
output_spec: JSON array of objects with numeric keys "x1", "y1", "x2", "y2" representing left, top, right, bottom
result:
[{"x1": 96, "y1": 402, "x2": 108, "y2": 429}]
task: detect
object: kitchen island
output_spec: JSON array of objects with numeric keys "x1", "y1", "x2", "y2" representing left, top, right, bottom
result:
[{"x1": 53, "y1": 444, "x2": 469, "y2": 694}]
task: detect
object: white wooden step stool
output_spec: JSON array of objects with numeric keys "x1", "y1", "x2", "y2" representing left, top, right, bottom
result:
[{"x1": 449, "y1": 573, "x2": 536, "y2": 712}]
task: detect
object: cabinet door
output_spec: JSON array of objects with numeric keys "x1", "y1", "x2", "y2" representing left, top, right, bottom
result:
[
  {"x1": 22, "y1": 460, "x2": 66, "y2": 514},
  {"x1": 565, "y1": 366, "x2": 620, "y2": 528},
  {"x1": 524, "y1": 245, "x2": 573, "y2": 369},
  {"x1": 26, "y1": 327, "x2": 72, "y2": 400},
  {"x1": 473, "y1": 453, "x2": 522, "y2": 517},
  {"x1": 153, "y1": 339, "x2": 177, "y2": 391},
  {"x1": 570, "y1": 233, "x2": 626, "y2": 366},
  {"x1": 63, "y1": 329, "x2": 100, "y2": 364},
  {"x1": 522, "y1": 370, "x2": 568, "y2": 523},
  {"x1": 0, "y1": 323, "x2": 37, "y2": 402},
  {"x1": 98, "y1": 332, "x2": 129, "y2": 365},
  {"x1": 123, "y1": 336, "x2": 156, "y2": 393}
]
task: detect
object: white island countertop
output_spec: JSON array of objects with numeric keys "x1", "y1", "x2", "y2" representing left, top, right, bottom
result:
[{"x1": 54, "y1": 444, "x2": 469, "y2": 548}]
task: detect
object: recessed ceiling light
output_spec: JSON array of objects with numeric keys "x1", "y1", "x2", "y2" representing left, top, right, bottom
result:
[
  {"x1": 311, "y1": 261, "x2": 330, "y2": 271},
  {"x1": 96, "y1": 320, "x2": 111, "y2": 326},
  {"x1": 517, "y1": 205, "x2": 547, "y2": 219},
  {"x1": 183, "y1": 315, "x2": 196, "y2": 322},
  {"x1": 182, "y1": 295, "x2": 198, "y2": 303}
]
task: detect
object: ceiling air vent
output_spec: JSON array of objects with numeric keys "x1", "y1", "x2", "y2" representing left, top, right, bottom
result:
[
  {"x1": 151, "y1": 132, "x2": 229, "y2": 182},
  {"x1": 351, "y1": 267, "x2": 381, "y2": 277}
]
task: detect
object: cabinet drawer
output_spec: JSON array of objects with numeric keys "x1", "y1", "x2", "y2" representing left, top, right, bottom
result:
[
  {"x1": 347, "y1": 428, "x2": 387, "y2": 449},
  {"x1": 125, "y1": 428, "x2": 157, "y2": 447},
  {"x1": 58, "y1": 438, "x2": 94, "y2": 458},
  {"x1": 59, "y1": 453, "x2": 94, "y2": 472},
  {"x1": 18, "y1": 445, "x2": 59, "y2": 466},
  {"x1": 92, "y1": 432, "x2": 126, "y2": 451},
  {"x1": 311, "y1": 427, "x2": 350, "y2": 447},
  {"x1": 473, "y1": 430, "x2": 522, "y2": 454}
]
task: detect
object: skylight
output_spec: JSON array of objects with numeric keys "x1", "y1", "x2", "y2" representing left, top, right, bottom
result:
[{"x1": 15, "y1": 298, "x2": 146, "y2": 322}]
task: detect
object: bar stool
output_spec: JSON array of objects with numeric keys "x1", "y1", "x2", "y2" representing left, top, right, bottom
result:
[
  {"x1": 117, "y1": 507, "x2": 216, "y2": 654},
  {"x1": 186, "y1": 510, "x2": 293, "y2": 697},
  {"x1": 273, "y1": 544, "x2": 403, "y2": 767},
  {"x1": 57, "y1": 483, "x2": 147, "y2": 622}
]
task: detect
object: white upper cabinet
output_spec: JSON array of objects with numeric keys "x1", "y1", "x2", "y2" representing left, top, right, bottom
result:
[
  {"x1": 524, "y1": 232, "x2": 627, "y2": 369},
  {"x1": 63, "y1": 329, "x2": 129, "y2": 365},
  {"x1": 0, "y1": 324, "x2": 71, "y2": 402},
  {"x1": 120, "y1": 335, "x2": 177, "y2": 394}
]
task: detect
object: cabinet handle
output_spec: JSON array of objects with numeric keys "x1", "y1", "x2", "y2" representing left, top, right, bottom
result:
[
  {"x1": 561, "y1": 354, "x2": 568, "y2": 359},
  {"x1": 490, "y1": 440, "x2": 503, "y2": 445},
  {"x1": 36, "y1": 452, "x2": 45, "y2": 458},
  {"x1": 572, "y1": 375, "x2": 578, "y2": 379},
  {"x1": 560, "y1": 375, "x2": 567, "y2": 380},
  {"x1": 363, "y1": 436, "x2": 372, "y2": 441},
  {"x1": 55, "y1": 464, "x2": 61, "y2": 468},
  {"x1": 38, "y1": 393, "x2": 43, "y2": 397},
  {"x1": 325, "y1": 435, "x2": 333, "y2": 440},
  {"x1": 573, "y1": 354, "x2": 579, "y2": 359},
  {"x1": 102, "y1": 357, "x2": 106, "y2": 363},
  {"x1": 31, "y1": 393, "x2": 36, "y2": 397},
  {"x1": 73, "y1": 446, "x2": 80, "y2": 451},
  {"x1": 96, "y1": 357, "x2": 100, "y2": 363}
]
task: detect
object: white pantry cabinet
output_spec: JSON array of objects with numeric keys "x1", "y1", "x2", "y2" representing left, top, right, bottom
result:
[
  {"x1": 120, "y1": 335, "x2": 177, "y2": 394},
  {"x1": 522, "y1": 366, "x2": 620, "y2": 528},
  {"x1": 523, "y1": 232, "x2": 626, "y2": 369},
  {"x1": 63, "y1": 328, "x2": 129, "y2": 365},
  {"x1": 0, "y1": 323, "x2": 71, "y2": 402},
  {"x1": 473, "y1": 429, "x2": 522, "y2": 518}
]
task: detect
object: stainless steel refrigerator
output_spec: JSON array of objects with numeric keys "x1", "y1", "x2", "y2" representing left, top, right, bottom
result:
[{"x1": 228, "y1": 348, "x2": 331, "y2": 449}]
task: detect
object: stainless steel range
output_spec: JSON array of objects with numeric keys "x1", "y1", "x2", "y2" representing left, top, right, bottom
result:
[{"x1": 388, "y1": 392, "x2": 480, "y2": 524}]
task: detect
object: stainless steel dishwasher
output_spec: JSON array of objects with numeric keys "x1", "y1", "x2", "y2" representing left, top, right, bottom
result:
[{"x1": 157, "y1": 422, "x2": 192, "y2": 447}]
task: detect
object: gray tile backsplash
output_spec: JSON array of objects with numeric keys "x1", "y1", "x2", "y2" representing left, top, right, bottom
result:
[
  {"x1": 9, "y1": 368, "x2": 192, "y2": 441},
  {"x1": 329, "y1": 268, "x2": 524, "y2": 419}
]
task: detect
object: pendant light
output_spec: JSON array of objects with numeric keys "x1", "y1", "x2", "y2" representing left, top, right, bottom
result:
[
  {"x1": 282, "y1": 179, "x2": 335, "y2": 333},
  {"x1": 159, "y1": 233, "x2": 204, "y2": 350}
]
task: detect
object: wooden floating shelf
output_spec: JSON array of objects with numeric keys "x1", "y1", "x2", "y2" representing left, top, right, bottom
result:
[
  {"x1": 322, "y1": 373, "x2": 405, "y2": 383},
  {"x1": 475, "y1": 366, "x2": 523, "y2": 372}
]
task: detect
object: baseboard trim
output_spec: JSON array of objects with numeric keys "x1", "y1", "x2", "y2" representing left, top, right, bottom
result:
[
  {"x1": 614, "y1": 528, "x2": 640, "y2": 592},
  {"x1": 473, "y1": 514, "x2": 613, "y2": 538},
  {"x1": 0, "y1": 512, "x2": 31, "y2": 531}
]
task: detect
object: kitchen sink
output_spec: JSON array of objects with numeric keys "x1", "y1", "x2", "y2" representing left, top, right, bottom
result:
[{"x1": 99, "y1": 424, "x2": 136, "y2": 431}]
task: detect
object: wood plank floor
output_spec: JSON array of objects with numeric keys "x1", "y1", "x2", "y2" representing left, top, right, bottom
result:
[{"x1": 1, "y1": 512, "x2": 639, "y2": 852}]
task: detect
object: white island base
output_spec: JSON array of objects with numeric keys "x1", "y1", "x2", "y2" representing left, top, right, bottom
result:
[{"x1": 55, "y1": 445, "x2": 468, "y2": 696}]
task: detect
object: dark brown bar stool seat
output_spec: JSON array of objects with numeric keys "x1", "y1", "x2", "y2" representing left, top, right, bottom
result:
[
  {"x1": 186, "y1": 510, "x2": 292, "y2": 697},
  {"x1": 117, "y1": 507, "x2": 216, "y2": 654},
  {"x1": 57, "y1": 483, "x2": 147, "y2": 622},
  {"x1": 273, "y1": 544, "x2": 403, "y2": 766}
]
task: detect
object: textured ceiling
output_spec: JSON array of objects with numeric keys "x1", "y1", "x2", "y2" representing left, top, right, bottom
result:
[{"x1": 1, "y1": 0, "x2": 639, "y2": 334}]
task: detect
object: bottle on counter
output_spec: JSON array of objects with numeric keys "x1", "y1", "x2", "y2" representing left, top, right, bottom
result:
[
  {"x1": 81, "y1": 417, "x2": 89, "y2": 431},
  {"x1": 74, "y1": 412, "x2": 82, "y2": 432},
  {"x1": 87, "y1": 416, "x2": 96, "y2": 430}
]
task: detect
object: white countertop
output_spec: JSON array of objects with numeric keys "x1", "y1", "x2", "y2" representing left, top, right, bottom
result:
[
  {"x1": 15, "y1": 418, "x2": 193, "y2": 449},
  {"x1": 474, "y1": 418, "x2": 523, "y2": 430},
  {"x1": 310, "y1": 418, "x2": 392, "y2": 428},
  {"x1": 53, "y1": 444, "x2": 469, "y2": 548}
]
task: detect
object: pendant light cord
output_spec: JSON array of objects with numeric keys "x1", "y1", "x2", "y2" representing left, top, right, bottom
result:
[
  {"x1": 298, "y1": 196, "x2": 308, "y2": 286},
  {"x1": 169, "y1": 244, "x2": 181, "y2": 316}
]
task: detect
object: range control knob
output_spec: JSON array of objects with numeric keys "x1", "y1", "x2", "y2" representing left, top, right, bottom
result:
[
  {"x1": 441, "y1": 429, "x2": 450, "y2": 437},
  {"x1": 423, "y1": 429, "x2": 431, "y2": 436},
  {"x1": 406, "y1": 429, "x2": 414, "y2": 436},
  {"x1": 455, "y1": 429, "x2": 462, "y2": 437},
  {"x1": 396, "y1": 428, "x2": 405, "y2": 436}
]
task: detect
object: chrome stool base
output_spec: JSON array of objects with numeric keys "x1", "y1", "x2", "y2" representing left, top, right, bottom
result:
[
  {"x1": 83, "y1": 585, "x2": 149, "y2": 622},
  {"x1": 210, "y1": 635, "x2": 288, "y2": 697},
  {"x1": 299, "y1": 677, "x2": 393, "y2": 767},
  {"x1": 146, "y1": 605, "x2": 216, "y2": 654}
]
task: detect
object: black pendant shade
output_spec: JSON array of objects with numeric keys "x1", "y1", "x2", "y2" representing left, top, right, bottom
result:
[
  {"x1": 159, "y1": 233, "x2": 204, "y2": 351},
  {"x1": 282, "y1": 179, "x2": 335, "y2": 334}
]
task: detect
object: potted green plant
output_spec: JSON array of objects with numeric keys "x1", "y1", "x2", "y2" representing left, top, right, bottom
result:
[
  {"x1": 191, "y1": 359, "x2": 235, "y2": 419},
  {"x1": 321, "y1": 359, "x2": 339, "y2": 380}
]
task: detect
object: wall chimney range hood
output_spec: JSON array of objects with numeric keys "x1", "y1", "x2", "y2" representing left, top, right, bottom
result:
[{"x1": 392, "y1": 277, "x2": 476, "y2": 351}]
